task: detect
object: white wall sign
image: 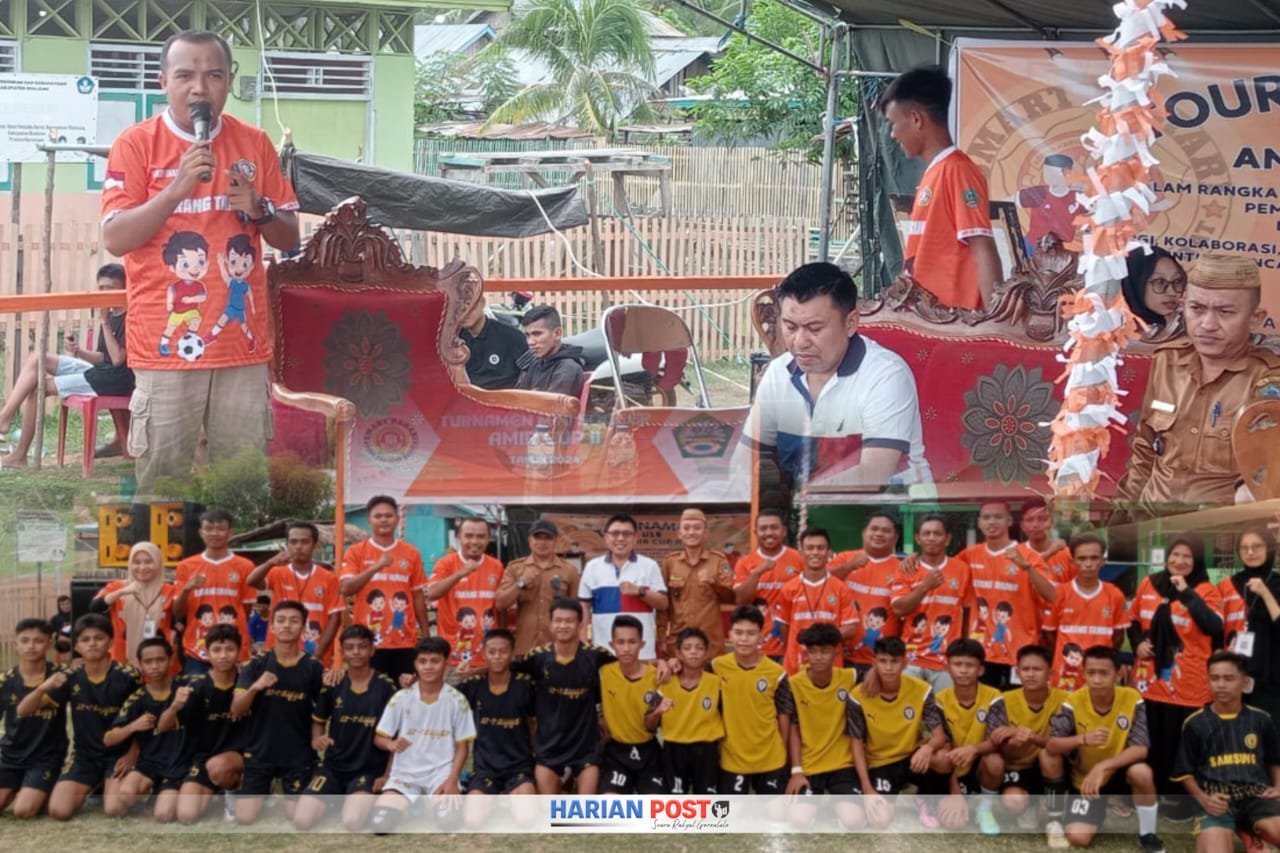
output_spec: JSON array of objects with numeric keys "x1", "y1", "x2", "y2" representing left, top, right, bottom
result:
[{"x1": 0, "y1": 74, "x2": 99, "y2": 162}]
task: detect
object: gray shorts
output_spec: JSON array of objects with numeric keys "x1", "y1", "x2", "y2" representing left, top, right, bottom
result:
[
  {"x1": 905, "y1": 664, "x2": 953, "y2": 691},
  {"x1": 53, "y1": 355, "x2": 95, "y2": 398}
]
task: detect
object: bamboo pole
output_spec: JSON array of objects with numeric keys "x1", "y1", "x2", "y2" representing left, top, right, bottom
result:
[{"x1": 31, "y1": 151, "x2": 55, "y2": 469}]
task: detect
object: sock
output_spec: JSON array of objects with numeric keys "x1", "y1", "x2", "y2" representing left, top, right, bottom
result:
[
  {"x1": 370, "y1": 806, "x2": 402, "y2": 835},
  {"x1": 159, "y1": 334, "x2": 171, "y2": 349},
  {"x1": 980, "y1": 786, "x2": 998, "y2": 809},
  {"x1": 1044, "y1": 776, "x2": 1067, "y2": 818},
  {"x1": 207, "y1": 323, "x2": 224, "y2": 340},
  {"x1": 1137, "y1": 804, "x2": 1158, "y2": 836}
]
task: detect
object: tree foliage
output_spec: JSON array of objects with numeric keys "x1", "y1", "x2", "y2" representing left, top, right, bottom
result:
[
  {"x1": 688, "y1": 0, "x2": 859, "y2": 161},
  {"x1": 415, "y1": 47, "x2": 521, "y2": 125}
]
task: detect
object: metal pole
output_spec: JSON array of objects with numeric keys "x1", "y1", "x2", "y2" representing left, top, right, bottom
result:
[
  {"x1": 9, "y1": 162, "x2": 21, "y2": 395},
  {"x1": 668, "y1": 0, "x2": 826, "y2": 75},
  {"x1": 817, "y1": 25, "x2": 845, "y2": 262},
  {"x1": 32, "y1": 149, "x2": 55, "y2": 469}
]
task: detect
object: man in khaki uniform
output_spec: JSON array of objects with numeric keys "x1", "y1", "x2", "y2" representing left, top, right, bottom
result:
[
  {"x1": 1117, "y1": 252, "x2": 1280, "y2": 516},
  {"x1": 660, "y1": 508, "x2": 735, "y2": 657},
  {"x1": 496, "y1": 518, "x2": 580, "y2": 655}
]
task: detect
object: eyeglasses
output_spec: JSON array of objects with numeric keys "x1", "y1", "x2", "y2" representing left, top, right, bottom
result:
[
  {"x1": 1241, "y1": 543, "x2": 1269, "y2": 552},
  {"x1": 1147, "y1": 276, "x2": 1186, "y2": 295},
  {"x1": 605, "y1": 530, "x2": 635, "y2": 538}
]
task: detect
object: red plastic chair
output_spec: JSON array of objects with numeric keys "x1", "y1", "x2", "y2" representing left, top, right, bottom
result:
[{"x1": 56, "y1": 327, "x2": 132, "y2": 477}]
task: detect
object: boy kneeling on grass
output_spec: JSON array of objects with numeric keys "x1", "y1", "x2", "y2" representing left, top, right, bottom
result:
[{"x1": 0, "y1": 618, "x2": 68, "y2": 819}]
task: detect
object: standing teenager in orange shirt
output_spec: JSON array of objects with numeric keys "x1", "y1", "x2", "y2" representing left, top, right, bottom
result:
[
  {"x1": 775, "y1": 528, "x2": 857, "y2": 675},
  {"x1": 246, "y1": 520, "x2": 344, "y2": 667},
  {"x1": 829, "y1": 512, "x2": 902, "y2": 674},
  {"x1": 173, "y1": 508, "x2": 255, "y2": 674},
  {"x1": 733, "y1": 509, "x2": 804, "y2": 663}
]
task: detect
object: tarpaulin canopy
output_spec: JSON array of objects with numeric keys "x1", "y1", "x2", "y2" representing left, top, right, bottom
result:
[{"x1": 286, "y1": 150, "x2": 589, "y2": 238}]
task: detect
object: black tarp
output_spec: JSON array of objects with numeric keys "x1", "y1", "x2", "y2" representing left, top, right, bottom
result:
[{"x1": 287, "y1": 150, "x2": 590, "y2": 238}]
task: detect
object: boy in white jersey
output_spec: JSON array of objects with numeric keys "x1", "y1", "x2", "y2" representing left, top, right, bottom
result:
[{"x1": 370, "y1": 637, "x2": 475, "y2": 832}]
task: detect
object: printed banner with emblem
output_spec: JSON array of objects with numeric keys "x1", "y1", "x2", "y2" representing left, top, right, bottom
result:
[{"x1": 954, "y1": 40, "x2": 1280, "y2": 321}]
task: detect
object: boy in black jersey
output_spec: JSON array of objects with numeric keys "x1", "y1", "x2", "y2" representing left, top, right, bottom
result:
[
  {"x1": 512, "y1": 598, "x2": 615, "y2": 794},
  {"x1": 230, "y1": 599, "x2": 324, "y2": 825},
  {"x1": 106, "y1": 637, "x2": 187, "y2": 821},
  {"x1": 459, "y1": 629, "x2": 537, "y2": 796},
  {"x1": 1174, "y1": 651, "x2": 1280, "y2": 853},
  {"x1": 157, "y1": 623, "x2": 246, "y2": 824},
  {"x1": 293, "y1": 625, "x2": 397, "y2": 831},
  {"x1": 19, "y1": 613, "x2": 142, "y2": 820},
  {"x1": 0, "y1": 618, "x2": 68, "y2": 819}
]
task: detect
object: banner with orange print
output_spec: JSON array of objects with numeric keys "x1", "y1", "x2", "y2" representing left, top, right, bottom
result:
[{"x1": 954, "y1": 40, "x2": 1280, "y2": 323}]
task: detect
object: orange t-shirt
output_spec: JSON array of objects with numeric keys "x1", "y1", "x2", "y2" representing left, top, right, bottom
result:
[
  {"x1": 962, "y1": 543, "x2": 1050, "y2": 667},
  {"x1": 733, "y1": 547, "x2": 805, "y2": 658},
  {"x1": 890, "y1": 556, "x2": 972, "y2": 671},
  {"x1": 1128, "y1": 576, "x2": 1223, "y2": 707},
  {"x1": 1218, "y1": 576, "x2": 1249, "y2": 648},
  {"x1": 775, "y1": 573, "x2": 858, "y2": 675},
  {"x1": 95, "y1": 580, "x2": 177, "y2": 667},
  {"x1": 1036, "y1": 546, "x2": 1078, "y2": 621},
  {"x1": 263, "y1": 564, "x2": 344, "y2": 666},
  {"x1": 429, "y1": 553, "x2": 504, "y2": 668},
  {"x1": 902, "y1": 147, "x2": 993, "y2": 310},
  {"x1": 1042, "y1": 580, "x2": 1128, "y2": 691},
  {"x1": 831, "y1": 551, "x2": 902, "y2": 665},
  {"x1": 175, "y1": 552, "x2": 256, "y2": 662},
  {"x1": 340, "y1": 539, "x2": 428, "y2": 650},
  {"x1": 101, "y1": 111, "x2": 298, "y2": 370}
]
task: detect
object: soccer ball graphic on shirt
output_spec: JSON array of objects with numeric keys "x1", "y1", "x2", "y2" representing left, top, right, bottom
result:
[{"x1": 177, "y1": 332, "x2": 206, "y2": 362}]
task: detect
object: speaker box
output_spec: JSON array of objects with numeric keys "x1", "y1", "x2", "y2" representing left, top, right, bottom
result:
[
  {"x1": 97, "y1": 503, "x2": 149, "y2": 568},
  {"x1": 70, "y1": 577, "x2": 112, "y2": 621},
  {"x1": 150, "y1": 501, "x2": 205, "y2": 567}
]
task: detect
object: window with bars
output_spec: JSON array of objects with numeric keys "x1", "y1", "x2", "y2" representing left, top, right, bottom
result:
[
  {"x1": 0, "y1": 41, "x2": 18, "y2": 73},
  {"x1": 89, "y1": 43, "x2": 162, "y2": 91},
  {"x1": 263, "y1": 52, "x2": 371, "y2": 100}
]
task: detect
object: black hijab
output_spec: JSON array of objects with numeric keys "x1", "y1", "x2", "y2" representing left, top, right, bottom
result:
[
  {"x1": 1149, "y1": 535, "x2": 1212, "y2": 674},
  {"x1": 1121, "y1": 245, "x2": 1181, "y2": 328},
  {"x1": 1230, "y1": 527, "x2": 1280, "y2": 685}
]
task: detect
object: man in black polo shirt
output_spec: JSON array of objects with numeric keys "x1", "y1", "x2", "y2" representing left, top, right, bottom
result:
[{"x1": 460, "y1": 294, "x2": 529, "y2": 390}]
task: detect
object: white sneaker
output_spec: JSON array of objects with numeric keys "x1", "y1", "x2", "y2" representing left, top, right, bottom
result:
[
  {"x1": 1046, "y1": 819, "x2": 1070, "y2": 849},
  {"x1": 223, "y1": 793, "x2": 236, "y2": 822},
  {"x1": 1017, "y1": 807, "x2": 1040, "y2": 831}
]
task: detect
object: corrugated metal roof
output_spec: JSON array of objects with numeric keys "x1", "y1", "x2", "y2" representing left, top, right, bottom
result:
[
  {"x1": 509, "y1": 36, "x2": 721, "y2": 89},
  {"x1": 416, "y1": 120, "x2": 597, "y2": 140},
  {"x1": 414, "y1": 24, "x2": 496, "y2": 62}
]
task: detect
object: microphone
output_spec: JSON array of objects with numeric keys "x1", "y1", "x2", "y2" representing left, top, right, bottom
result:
[{"x1": 190, "y1": 101, "x2": 212, "y2": 182}]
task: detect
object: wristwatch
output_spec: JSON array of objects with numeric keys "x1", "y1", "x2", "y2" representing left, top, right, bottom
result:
[{"x1": 248, "y1": 196, "x2": 277, "y2": 226}]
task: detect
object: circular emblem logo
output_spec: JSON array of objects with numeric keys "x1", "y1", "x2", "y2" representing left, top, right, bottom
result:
[
  {"x1": 233, "y1": 159, "x2": 257, "y2": 181},
  {"x1": 827, "y1": 595, "x2": 837, "y2": 604},
  {"x1": 362, "y1": 417, "x2": 420, "y2": 464},
  {"x1": 702, "y1": 696, "x2": 713, "y2": 710},
  {"x1": 229, "y1": 572, "x2": 239, "y2": 582},
  {"x1": 488, "y1": 354, "x2": 501, "y2": 365},
  {"x1": 76, "y1": 76, "x2": 95, "y2": 95},
  {"x1": 644, "y1": 691, "x2": 658, "y2": 706},
  {"x1": 399, "y1": 559, "x2": 409, "y2": 568},
  {"x1": 904, "y1": 706, "x2": 916, "y2": 720},
  {"x1": 314, "y1": 588, "x2": 324, "y2": 598},
  {"x1": 1117, "y1": 715, "x2": 1129, "y2": 730},
  {"x1": 977, "y1": 709, "x2": 988, "y2": 723},
  {"x1": 756, "y1": 678, "x2": 768, "y2": 693},
  {"x1": 1246, "y1": 733, "x2": 1259, "y2": 749},
  {"x1": 837, "y1": 688, "x2": 849, "y2": 702},
  {"x1": 918, "y1": 187, "x2": 933, "y2": 206}
]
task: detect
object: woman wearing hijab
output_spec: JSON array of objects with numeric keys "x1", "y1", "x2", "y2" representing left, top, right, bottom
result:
[
  {"x1": 1120, "y1": 245, "x2": 1186, "y2": 329},
  {"x1": 91, "y1": 542, "x2": 176, "y2": 668},
  {"x1": 1128, "y1": 534, "x2": 1223, "y2": 819},
  {"x1": 1220, "y1": 527, "x2": 1280, "y2": 721}
]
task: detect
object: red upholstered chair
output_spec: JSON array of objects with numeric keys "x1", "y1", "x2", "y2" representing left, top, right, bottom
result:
[{"x1": 56, "y1": 326, "x2": 132, "y2": 477}]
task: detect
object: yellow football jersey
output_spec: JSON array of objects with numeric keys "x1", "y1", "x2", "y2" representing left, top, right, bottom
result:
[
  {"x1": 600, "y1": 663, "x2": 658, "y2": 745},
  {"x1": 712, "y1": 652, "x2": 787, "y2": 774},
  {"x1": 790, "y1": 667, "x2": 858, "y2": 776},
  {"x1": 659, "y1": 672, "x2": 724, "y2": 745},
  {"x1": 852, "y1": 674, "x2": 935, "y2": 768},
  {"x1": 1059, "y1": 685, "x2": 1144, "y2": 788},
  {"x1": 936, "y1": 683, "x2": 1001, "y2": 775},
  {"x1": 994, "y1": 687, "x2": 1068, "y2": 770}
]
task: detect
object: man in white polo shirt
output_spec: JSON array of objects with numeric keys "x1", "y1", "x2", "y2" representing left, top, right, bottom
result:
[
  {"x1": 579, "y1": 513, "x2": 668, "y2": 660},
  {"x1": 744, "y1": 262, "x2": 932, "y2": 492}
]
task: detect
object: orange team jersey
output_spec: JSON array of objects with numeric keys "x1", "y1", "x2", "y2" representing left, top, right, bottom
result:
[
  {"x1": 1128, "y1": 576, "x2": 1223, "y2": 707},
  {"x1": 961, "y1": 543, "x2": 1050, "y2": 667},
  {"x1": 775, "y1": 574, "x2": 858, "y2": 675},
  {"x1": 1217, "y1": 576, "x2": 1249, "y2": 649},
  {"x1": 429, "y1": 553, "x2": 504, "y2": 668},
  {"x1": 341, "y1": 539, "x2": 428, "y2": 650},
  {"x1": 94, "y1": 580, "x2": 177, "y2": 667},
  {"x1": 101, "y1": 111, "x2": 298, "y2": 370},
  {"x1": 1042, "y1": 580, "x2": 1128, "y2": 691},
  {"x1": 176, "y1": 553, "x2": 256, "y2": 662},
  {"x1": 733, "y1": 547, "x2": 805, "y2": 659},
  {"x1": 902, "y1": 147, "x2": 993, "y2": 310},
  {"x1": 890, "y1": 556, "x2": 972, "y2": 672},
  {"x1": 1035, "y1": 546, "x2": 1078, "y2": 620},
  {"x1": 263, "y1": 564, "x2": 345, "y2": 666},
  {"x1": 831, "y1": 551, "x2": 902, "y2": 665}
]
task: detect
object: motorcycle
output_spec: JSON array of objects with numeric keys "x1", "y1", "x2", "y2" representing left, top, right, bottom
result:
[{"x1": 564, "y1": 327, "x2": 685, "y2": 416}]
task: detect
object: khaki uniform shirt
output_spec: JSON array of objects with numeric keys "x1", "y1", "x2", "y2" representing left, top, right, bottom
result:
[
  {"x1": 1117, "y1": 339, "x2": 1280, "y2": 514},
  {"x1": 498, "y1": 556, "x2": 581, "y2": 656},
  {"x1": 660, "y1": 549, "x2": 734, "y2": 657}
]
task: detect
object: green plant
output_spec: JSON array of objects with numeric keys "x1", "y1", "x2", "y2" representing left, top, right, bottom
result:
[
  {"x1": 153, "y1": 448, "x2": 333, "y2": 528},
  {"x1": 269, "y1": 451, "x2": 334, "y2": 523}
]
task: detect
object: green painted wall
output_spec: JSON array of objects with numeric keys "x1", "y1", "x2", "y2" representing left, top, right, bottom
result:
[{"x1": 372, "y1": 53, "x2": 415, "y2": 170}]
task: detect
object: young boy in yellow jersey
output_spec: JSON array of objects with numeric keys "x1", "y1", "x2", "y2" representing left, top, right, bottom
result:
[
  {"x1": 981, "y1": 644, "x2": 1067, "y2": 827},
  {"x1": 849, "y1": 636, "x2": 949, "y2": 829},
  {"x1": 934, "y1": 638, "x2": 1002, "y2": 834},
  {"x1": 650, "y1": 627, "x2": 724, "y2": 794},
  {"x1": 1045, "y1": 645, "x2": 1164, "y2": 853},
  {"x1": 710, "y1": 606, "x2": 790, "y2": 795},
  {"x1": 779, "y1": 622, "x2": 864, "y2": 829},
  {"x1": 600, "y1": 615, "x2": 666, "y2": 794}
]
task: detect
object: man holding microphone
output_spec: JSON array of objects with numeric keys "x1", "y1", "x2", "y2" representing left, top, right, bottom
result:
[{"x1": 102, "y1": 29, "x2": 299, "y2": 493}]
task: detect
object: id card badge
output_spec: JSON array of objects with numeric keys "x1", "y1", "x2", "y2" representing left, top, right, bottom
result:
[
  {"x1": 142, "y1": 617, "x2": 158, "y2": 639},
  {"x1": 1234, "y1": 630, "x2": 1257, "y2": 657}
]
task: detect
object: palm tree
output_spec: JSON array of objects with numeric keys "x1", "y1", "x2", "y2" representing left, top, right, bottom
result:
[{"x1": 486, "y1": 0, "x2": 660, "y2": 134}]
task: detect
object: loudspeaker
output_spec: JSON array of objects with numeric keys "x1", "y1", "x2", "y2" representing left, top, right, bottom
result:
[
  {"x1": 70, "y1": 577, "x2": 112, "y2": 621},
  {"x1": 150, "y1": 501, "x2": 205, "y2": 567},
  {"x1": 97, "y1": 503, "x2": 149, "y2": 568}
]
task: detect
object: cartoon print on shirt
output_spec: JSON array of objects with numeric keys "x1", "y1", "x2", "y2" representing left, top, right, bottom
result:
[
  {"x1": 204, "y1": 233, "x2": 258, "y2": 352},
  {"x1": 160, "y1": 230, "x2": 209, "y2": 359}
]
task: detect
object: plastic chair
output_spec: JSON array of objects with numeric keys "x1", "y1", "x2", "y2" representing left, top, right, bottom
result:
[
  {"x1": 56, "y1": 326, "x2": 131, "y2": 477},
  {"x1": 601, "y1": 304, "x2": 711, "y2": 409}
]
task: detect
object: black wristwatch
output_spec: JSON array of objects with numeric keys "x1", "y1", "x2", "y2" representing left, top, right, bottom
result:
[{"x1": 248, "y1": 196, "x2": 276, "y2": 226}]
